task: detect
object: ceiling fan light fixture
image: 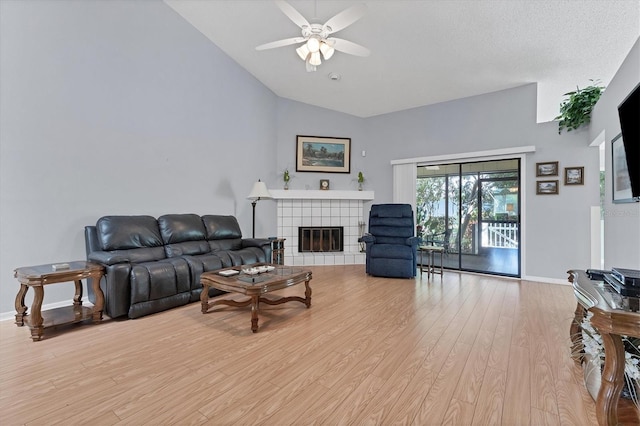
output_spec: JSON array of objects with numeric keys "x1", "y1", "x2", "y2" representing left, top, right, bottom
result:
[
  {"x1": 296, "y1": 44, "x2": 310, "y2": 61},
  {"x1": 306, "y1": 37, "x2": 320, "y2": 53},
  {"x1": 309, "y1": 51, "x2": 322, "y2": 66},
  {"x1": 320, "y1": 42, "x2": 334, "y2": 60},
  {"x1": 305, "y1": 60, "x2": 316, "y2": 72},
  {"x1": 258, "y1": 1, "x2": 370, "y2": 73}
]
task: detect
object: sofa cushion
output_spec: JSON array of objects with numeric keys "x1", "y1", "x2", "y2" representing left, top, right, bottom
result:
[
  {"x1": 202, "y1": 215, "x2": 242, "y2": 240},
  {"x1": 180, "y1": 254, "x2": 226, "y2": 302},
  {"x1": 97, "y1": 215, "x2": 163, "y2": 251},
  {"x1": 95, "y1": 247, "x2": 166, "y2": 264},
  {"x1": 164, "y1": 240, "x2": 211, "y2": 258},
  {"x1": 209, "y1": 238, "x2": 243, "y2": 252},
  {"x1": 130, "y1": 258, "x2": 191, "y2": 304},
  {"x1": 158, "y1": 214, "x2": 206, "y2": 244},
  {"x1": 371, "y1": 203, "x2": 413, "y2": 218},
  {"x1": 370, "y1": 215, "x2": 414, "y2": 233},
  {"x1": 158, "y1": 214, "x2": 211, "y2": 258},
  {"x1": 228, "y1": 248, "x2": 267, "y2": 265},
  {"x1": 370, "y1": 244, "x2": 414, "y2": 260}
]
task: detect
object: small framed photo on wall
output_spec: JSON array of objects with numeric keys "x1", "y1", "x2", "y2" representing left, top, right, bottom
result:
[
  {"x1": 536, "y1": 180, "x2": 559, "y2": 195},
  {"x1": 564, "y1": 167, "x2": 584, "y2": 185},
  {"x1": 536, "y1": 161, "x2": 559, "y2": 177}
]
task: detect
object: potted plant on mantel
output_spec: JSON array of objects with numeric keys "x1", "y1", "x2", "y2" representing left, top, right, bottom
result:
[
  {"x1": 357, "y1": 171, "x2": 365, "y2": 191},
  {"x1": 555, "y1": 79, "x2": 605, "y2": 134},
  {"x1": 283, "y1": 169, "x2": 290, "y2": 190}
]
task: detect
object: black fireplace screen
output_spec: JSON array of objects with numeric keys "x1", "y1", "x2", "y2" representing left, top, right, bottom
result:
[{"x1": 298, "y1": 226, "x2": 344, "y2": 252}]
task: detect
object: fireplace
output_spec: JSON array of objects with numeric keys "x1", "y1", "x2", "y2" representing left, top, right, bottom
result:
[
  {"x1": 271, "y1": 189, "x2": 374, "y2": 265},
  {"x1": 298, "y1": 226, "x2": 344, "y2": 252}
]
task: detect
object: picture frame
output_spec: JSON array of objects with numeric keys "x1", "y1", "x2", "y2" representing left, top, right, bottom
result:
[
  {"x1": 564, "y1": 166, "x2": 584, "y2": 185},
  {"x1": 536, "y1": 161, "x2": 559, "y2": 177},
  {"x1": 319, "y1": 179, "x2": 330, "y2": 190},
  {"x1": 296, "y1": 135, "x2": 351, "y2": 173},
  {"x1": 612, "y1": 133, "x2": 634, "y2": 203},
  {"x1": 536, "y1": 180, "x2": 559, "y2": 195}
]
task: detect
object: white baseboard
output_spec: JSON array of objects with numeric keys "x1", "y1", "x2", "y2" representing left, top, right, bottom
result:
[{"x1": 521, "y1": 275, "x2": 571, "y2": 285}]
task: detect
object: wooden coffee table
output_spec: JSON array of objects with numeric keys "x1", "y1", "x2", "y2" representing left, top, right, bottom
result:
[
  {"x1": 14, "y1": 261, "x2": 105, "y2": 341},
  {"x1": 200, "y1": 263, "x2": 312, "y2": 333}
]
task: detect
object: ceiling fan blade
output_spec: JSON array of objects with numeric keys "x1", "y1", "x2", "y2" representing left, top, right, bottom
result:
[
  {"x1": 326, "y1": 38, "x2": 370, "y2": 57},
  {"x1": 275, "y1": 0, "x2": 310, "y2": 29},
  {"x1": 256, "y1": 37, "x2": 306, "y2": 51},
  {"x1": 324, "y1": 4, "x2": 367, "y2": 34}
]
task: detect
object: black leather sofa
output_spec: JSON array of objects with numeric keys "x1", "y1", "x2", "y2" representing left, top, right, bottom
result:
[{"x1": 85, "y1": 214, "x2": 271, "y2": 319}]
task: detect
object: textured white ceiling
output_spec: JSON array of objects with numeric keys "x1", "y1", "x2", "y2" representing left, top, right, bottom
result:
[{"x1": 165, "y1": 0, "x2": 640, "y2": 121}]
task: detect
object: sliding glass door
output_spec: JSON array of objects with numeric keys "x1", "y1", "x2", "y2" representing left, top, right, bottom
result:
[{"x1": 416, "y1": 159, "x2": 520, "y2": 277}]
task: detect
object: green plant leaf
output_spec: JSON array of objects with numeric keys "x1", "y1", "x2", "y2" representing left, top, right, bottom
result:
[{"x1": 556, "y1": 80, "x2": 605, "y2": 134}]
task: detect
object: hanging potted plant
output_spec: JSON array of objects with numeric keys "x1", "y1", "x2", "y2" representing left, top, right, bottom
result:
[{"x1": 555, "y1": 80, "x2": 605, "y2": 134}]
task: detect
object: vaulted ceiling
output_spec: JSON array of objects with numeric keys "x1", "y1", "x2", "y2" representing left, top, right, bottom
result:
[{"x1": 165, "y1": 0, "x2": 639, "y2": 121}]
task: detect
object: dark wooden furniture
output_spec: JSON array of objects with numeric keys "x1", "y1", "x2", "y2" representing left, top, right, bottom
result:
[
  {"x1": 568, "y1": 269, "x2": 640, "y2": 425},
  {"x1": 200, "y1": 263, "x2": 311, "y2": 333},
  {"x1": 14, "y1": 261, "x2": 105, "y2": 341},
  {"x1": 271, "y1": 238, "x2": 286, "y2": 265}
]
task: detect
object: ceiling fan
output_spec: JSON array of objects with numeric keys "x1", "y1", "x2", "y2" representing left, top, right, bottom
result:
[{"x1": 256, "y1": 0, "x2": 370, "y2": 72}]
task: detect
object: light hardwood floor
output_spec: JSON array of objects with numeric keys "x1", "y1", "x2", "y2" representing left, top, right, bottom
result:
[{"x1": 0, "y1": 265, "x2": 600, "y2": 425}]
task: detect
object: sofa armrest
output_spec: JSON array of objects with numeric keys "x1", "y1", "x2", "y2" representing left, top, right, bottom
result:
[
  {"x1": 241, "y1": 238, "x2": 272, "y2": 263},
  {"x1": 242, "y1": 238, "x2": 271, "y2": 249},
  {"x1": 359, "y1": 234, "x2": 375, "y2": 244},
  {"x1": 406, "y1": 236, "x2": 419, "y2": 247},
  {"x1": 88, "y1": 251, "x2": 130, "y2": 266}
]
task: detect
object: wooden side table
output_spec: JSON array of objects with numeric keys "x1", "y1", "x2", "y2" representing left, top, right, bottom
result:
[
  {"x1": 14, "y1": 261, "x2": 105, "y2": 341},
  {"x1": 568, "y1": 269, "x2": 640, "y2": 425},
  {"x1": 271, "y1": 238, "x2": 285, "y2": 265}
]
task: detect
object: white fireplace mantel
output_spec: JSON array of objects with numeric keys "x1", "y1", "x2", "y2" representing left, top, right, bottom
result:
[{"x1": 269, "y1": 189, "x2": 374, "y2": 201}]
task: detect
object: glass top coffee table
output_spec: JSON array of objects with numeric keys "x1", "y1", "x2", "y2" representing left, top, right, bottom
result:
[{"x1": 200, "y1": 263, "x2": 312, "y2": 333}]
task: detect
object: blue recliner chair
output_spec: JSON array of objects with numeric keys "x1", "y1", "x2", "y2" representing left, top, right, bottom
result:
[{"x1": 361, "y1": 204, "x2": 419, "y2": 278}]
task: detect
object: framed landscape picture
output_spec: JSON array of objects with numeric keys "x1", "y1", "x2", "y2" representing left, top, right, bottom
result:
[
  {"x1": 536, "y1": 180, "x2": 559, "y2": 195},
  {"x1": 564, "y1": 166, "x2": 584, "y2": 185},
  {"x1": 536, "y1": 161, "x2": 559, "y2": 177},
  {"x1": 296, "y1": 135, "x2": 351, "y2": 173}
]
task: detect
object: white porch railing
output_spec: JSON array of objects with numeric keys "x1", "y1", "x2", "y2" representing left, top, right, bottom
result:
[{"x1": 483, "y1": 222, "x2": 518, "y2": 248}]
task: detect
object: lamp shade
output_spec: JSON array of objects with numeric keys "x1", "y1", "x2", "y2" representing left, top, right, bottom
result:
[
  {"x1": 296, "y1": 43, "x2": 310, "y2": 61},
  {"x1": 309, "y1": 51, "x2": 322, "y2": 66},
  {"x1": 247, "y1": 180, "x2": 273, "y2": 200},
  {"x1": 320, "y1": 42, "x2": 334, "y2": 60}
]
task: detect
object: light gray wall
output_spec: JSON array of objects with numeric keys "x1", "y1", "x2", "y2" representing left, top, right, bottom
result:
[
  {"x1": 590, "y1": 37, "x2": 640, "y2": 270},
  {"x1": 362, "y1": 84, "x2": 600, "y2": 280},
  {"x1": 0, "y1": 0, "x2": 277, "y2": 314},
  {"x1": 0, "y1": 0, "x2": 616, "y2": 317},
  {"x1": 275, "y1": 99, "x2": 367, "y2": 191},
  {"x1": 274, "y1": 85, "x2": 600, "y2": 280}
]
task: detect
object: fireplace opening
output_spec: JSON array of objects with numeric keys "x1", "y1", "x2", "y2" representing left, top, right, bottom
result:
[{"x1": 298, "y1": 226, "x2": 344, "y2": 252}]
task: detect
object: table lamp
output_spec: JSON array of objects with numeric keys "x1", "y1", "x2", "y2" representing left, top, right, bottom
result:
[{"x1": 247, "y1": 179, "x2": 273, "y2": 238}]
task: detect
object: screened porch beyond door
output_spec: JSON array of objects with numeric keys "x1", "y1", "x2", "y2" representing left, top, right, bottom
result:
[{"x1": 416, "y1": 159, "x2": 521, "y2": 277}]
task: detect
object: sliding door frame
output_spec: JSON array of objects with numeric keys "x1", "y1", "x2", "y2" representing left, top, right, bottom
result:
[{"x1": 392, "y1": 146, "x2": 534, "y2": 278}]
